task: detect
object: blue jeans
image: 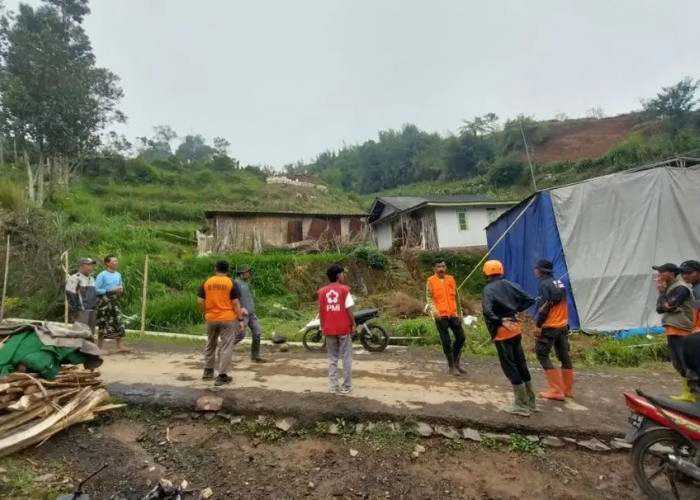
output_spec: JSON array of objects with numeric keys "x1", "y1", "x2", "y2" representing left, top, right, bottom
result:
[{"x1": 244, "y1": 313, "x2": 262, "y2": 340}]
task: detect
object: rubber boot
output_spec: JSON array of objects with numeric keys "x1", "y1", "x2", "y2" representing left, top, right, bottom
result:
[
  {"x1": 446, "y1": 353, "x2": 461, "y2": 377},
  {"x1": 524, "y1": 380, "x2": 541, "y2": 412},
  {"x1": 454, "y1": 351, "x2": 467, "y2": 375},
  {"x1": 504, "y1": 384, "x2": 531, "y2": 417},
  {"x1": 561, "y1": 369, "x2": 574, "y2": 398},
  {"x1": 670, "y1": 379, "x2": 696, "y2": 403},
  {"x1": 251, "y1": 337, "x2": 267, "y2": 363},
  {"x1": 538, "y1": 369, "x2": 565, "y2": 401}
]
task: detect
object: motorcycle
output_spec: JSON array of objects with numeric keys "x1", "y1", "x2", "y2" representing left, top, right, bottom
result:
[
  {"x1": 624, "y1": 389, "x2": 700, "y2": 499},
  {"x1": 301, "y1": 308, "x2": 389, "y2": 353}
]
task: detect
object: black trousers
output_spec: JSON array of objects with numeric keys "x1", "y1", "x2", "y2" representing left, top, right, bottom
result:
[
  {"x1": 434, "y1": 316, "x2": 465, "y2": 363},
  {"x1": 495, "y1": 334, "x2": 531, "y2": 385},
  {"x1": 682, "y1": 332, "x2": 700, "y2": 383},
  {"x1": 535, "y1": 328, "x2": 573, "y2": 370},
  {"x1": 668, "y1": 335, "x2": 687, "y2": 377}
]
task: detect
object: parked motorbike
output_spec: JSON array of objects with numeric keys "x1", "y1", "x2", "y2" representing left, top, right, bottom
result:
[
  {"x1": 301, "y1": 308, "x2": 389, "y2": 353},
  {"x1": 624, "y1": 389, "x2": 700, "y2": 499}
]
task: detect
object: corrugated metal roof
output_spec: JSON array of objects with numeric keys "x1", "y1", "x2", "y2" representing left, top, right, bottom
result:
[{"x1": 369, "y1": 195, "x2": 516, "y2": 224}]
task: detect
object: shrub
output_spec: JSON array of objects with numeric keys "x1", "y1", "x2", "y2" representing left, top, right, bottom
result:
[
  {"x1": 384, "y1": 291, "x2": 425, "y2": 319},
  {"x1": 146, "y1": 294, "x2": 202, "y2": 330},
  {"x1": 488, "y1": 155, "x2": 526, "y2": 188},
  {"x1": 0, "y1": 180, "x2": 26, "y2": 210},
  {"x1": 350, "y1": 246, "x2": 389, "y2": 270}
]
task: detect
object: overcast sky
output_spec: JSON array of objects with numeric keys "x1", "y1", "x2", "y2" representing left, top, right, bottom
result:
[{"x1": 8, "y1": 0, "x2": 700, "y2": 167}]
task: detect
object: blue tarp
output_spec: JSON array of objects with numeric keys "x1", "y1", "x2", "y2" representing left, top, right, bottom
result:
[
  {"x1": 614, "y1": 327, "x2": 664, "y2": 340},
  {"x1": 486, "y1": 192, "x2": 581, "y2": 330}
]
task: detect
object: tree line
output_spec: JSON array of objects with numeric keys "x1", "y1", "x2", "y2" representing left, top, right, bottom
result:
[
  {"x1": 1, "y1": 0, "x2": 698, "y2": 205},
  {"x1": 290, "y1": 78, "x2": 700, "y2": 194}
]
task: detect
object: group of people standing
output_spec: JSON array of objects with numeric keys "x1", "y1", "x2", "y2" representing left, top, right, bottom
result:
[
  {"x1": 425, "y1": 258, "x2": 574, "y2": 417},
  {"x1": 654, "y1": 260, "x2": 700, "y2": 402},
  {"x1": 68, "y1": 253, "x2": 700, "y2": 410},
  {"x1": 65, "y1": 255, "x2": 128, "y2": 353}
]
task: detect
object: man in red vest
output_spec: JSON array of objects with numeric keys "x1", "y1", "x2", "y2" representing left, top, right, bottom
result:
[
  {"x1": 426, "y1": 259, "x2": 466, "y2": 376},
  {"x1": 318, "y1": 264, "x2": 356, "y2": 395}
]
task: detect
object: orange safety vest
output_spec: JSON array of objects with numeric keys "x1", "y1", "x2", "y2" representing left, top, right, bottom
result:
[
  {"x1": 494, "y1": 322, "x2": 523, "y2": 342},
  {"x1": 427, "y1": 274, "x2": 458, "y2": 317},
  {"x1": 540, "y1": 301, "x2": 568, "y2": 329}
]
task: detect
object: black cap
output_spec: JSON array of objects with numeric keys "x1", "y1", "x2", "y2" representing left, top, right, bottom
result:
[
  {"x1": 679, "y1": 260, "x2": 700, "y2": 273},
  {"x1": 535, "y1": 259, "x2": 553, "y2": 272},
  {"x1": 77, "y1": 258, "x2": 96, "y2": 265},
  {"x1": 237, "y1": 265, "x2": 252, "y2": 274},
  {"x1": 652, "y1": 263, "x2": 680, "y2": 274}
]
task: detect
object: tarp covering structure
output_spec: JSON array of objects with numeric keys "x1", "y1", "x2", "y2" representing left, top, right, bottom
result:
[{"x1": 486, "y1": 158, "x2": 700, "y2": 335}]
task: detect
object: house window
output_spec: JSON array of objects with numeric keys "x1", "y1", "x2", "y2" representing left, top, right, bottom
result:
[
  {"x1": 487, "y1": 208, "x2": 498, "y2": 224},
  {"x1": 457, "y1": 210, "x2": 468, "y2": 231}
]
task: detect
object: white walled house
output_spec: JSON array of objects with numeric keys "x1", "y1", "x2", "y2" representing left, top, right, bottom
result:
[{"x1": 368, "y1": 196, "x2": 515, "y2": 251}]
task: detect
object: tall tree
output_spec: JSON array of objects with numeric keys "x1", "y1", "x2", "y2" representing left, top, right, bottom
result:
[
  {"x1": 137, "y1": 125, "x2": 177, "y2": 162},
  {"x1": 0, "y1": 0, "x2": 124, "y2": 204},
  {"x1": 175, "y1": 134, "x2": 214, "y2": 164},
  {"x1": 642, "y1": 77, "x2": 699, "y2": 130}
]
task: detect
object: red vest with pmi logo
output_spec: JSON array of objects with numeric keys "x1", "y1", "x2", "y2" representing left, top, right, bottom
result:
[{"x1": 318, "y1": 283, "x2": 352, "y2": 335}]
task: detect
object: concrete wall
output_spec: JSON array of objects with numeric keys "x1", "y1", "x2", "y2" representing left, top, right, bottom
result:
[
  {"x1": 434, "y1": 206, "x2": 504, "y2": 248},
  {"x1": 373, "y1": 222, "x2": 393, "y2": 251}
]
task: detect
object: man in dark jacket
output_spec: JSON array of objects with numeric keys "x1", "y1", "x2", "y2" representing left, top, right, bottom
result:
[
  {"x1": 679, "y1": 260, "x2": 700, "y2": 401},
  {"x1": 654, "y1": 262, "x2": 695, "y2": 401},
  {"x1": 482, "y1": 260, "x2": 537, "y2": 417},
  {"x1": 533, "y1": 259, "x2": 573, "y2": 401}
]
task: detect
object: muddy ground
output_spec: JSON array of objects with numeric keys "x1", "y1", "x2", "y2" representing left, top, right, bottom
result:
[
  {"x1": 100, "y1": 340, "x2": 677, "y2": 438},
  {"x1": 4, "y1": 412, "x2": 645, "y2": 500}
]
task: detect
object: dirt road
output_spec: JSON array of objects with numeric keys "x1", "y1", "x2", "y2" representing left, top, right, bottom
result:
[
  {"x1": 8, "y1": 413, "x2": 643, "y2": 500},
  {"x1": 101, "y1": 340, "x2": 677, "y2": 438}
]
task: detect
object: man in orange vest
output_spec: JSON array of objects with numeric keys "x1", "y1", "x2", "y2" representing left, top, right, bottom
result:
[
  {"x1": 198, "y1": 260, "x2": 245, "y2": 386},
  {"x1": 482, "y1": 260, "x2": 537, "y2": 417},
  {"x1": 533, "y1": 259, "x2": 573, "y2": 401},
  {"x1": 426, "y1": 259, "x2": 466, "y2": 376}
]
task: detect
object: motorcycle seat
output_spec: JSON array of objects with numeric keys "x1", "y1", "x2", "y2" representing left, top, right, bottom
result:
[
  {"x1": 353, "y1": 308, "x2": 379, "y2": 322},
  {"x1": 639, "y1": 390, "x2": 700, "y2": 420}
]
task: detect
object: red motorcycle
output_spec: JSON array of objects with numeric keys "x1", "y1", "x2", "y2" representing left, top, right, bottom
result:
[{"x1": 624, "y1": 390, "x2": 700, "y2": 499}]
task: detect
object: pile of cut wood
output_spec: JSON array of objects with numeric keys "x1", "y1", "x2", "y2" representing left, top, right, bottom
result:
[{"x1": 0, "y1": 367, "x2": 122, "y2": 457}]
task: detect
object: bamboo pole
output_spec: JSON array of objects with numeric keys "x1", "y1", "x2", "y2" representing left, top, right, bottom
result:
[
  {"x1": 62, "y1": 251, "x2": 69, "y2": 325},
  {"x1": 0, "y1": 235, "x2": 10, "y2": 320},
  {"x1": 140, "y1": 255, "x2": 149, "y2": 338}
]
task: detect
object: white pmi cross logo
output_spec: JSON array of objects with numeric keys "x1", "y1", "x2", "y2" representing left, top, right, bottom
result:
[
  {"x1": 325, "y1": 289, "x2": 341, "y2": 311},
  {"x1": 326, "y1": 290, "x2": 339, "y2": 304}
]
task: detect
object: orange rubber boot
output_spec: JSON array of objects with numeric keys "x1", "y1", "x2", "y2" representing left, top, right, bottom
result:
[
  {"x1": 561, "y1": 369, "x2": 574, "y2": 398},
  {"x1": 538, "y1": 369, "x2": 565, "y2": 401}
]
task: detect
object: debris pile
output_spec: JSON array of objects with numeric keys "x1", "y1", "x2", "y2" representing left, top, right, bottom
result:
[{"x1": 0, "y1": 367, "x2": 121, "y2": 457}]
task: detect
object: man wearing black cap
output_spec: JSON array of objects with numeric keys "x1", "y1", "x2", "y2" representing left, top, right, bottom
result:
[
  {"x1": 65, "y1": 258, "x2": 98, "y2": 335},
  {"x1": 235, "y1": 265, "x2": 267, "y2": 363},
  {"x1": 654, "y1": 262, "x2": 695, "y2": 401},
  {"x1": 533, "y1": 259, "x2": 573, "y2": 401},
  {"x1": 680, "y1": 260, "x2": 700, "y2": 400}
]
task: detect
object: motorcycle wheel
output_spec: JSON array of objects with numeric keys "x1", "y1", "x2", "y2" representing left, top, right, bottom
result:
[
  {"x1": 631, "y1": 428, "x2": 700, "y2": 500},
  {"x1": 302, "y1": 327, "x2": 326, "y2": 352},
  {"x1": 360, "y1": 323, "x2": 389, "y2": 352}
]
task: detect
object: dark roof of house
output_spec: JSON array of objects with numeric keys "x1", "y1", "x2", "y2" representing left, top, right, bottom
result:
[
  {"x1": 368, "y1": 195, "x2": 516, "y2": 224},
  {"x1": 205, "y1": 210, "x2": 367, "y2": 219}
]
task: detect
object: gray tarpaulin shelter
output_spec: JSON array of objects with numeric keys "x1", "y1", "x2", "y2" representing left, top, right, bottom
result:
[{"x1": 486, "y1": 157, "x2": 700, "y2": 336}]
